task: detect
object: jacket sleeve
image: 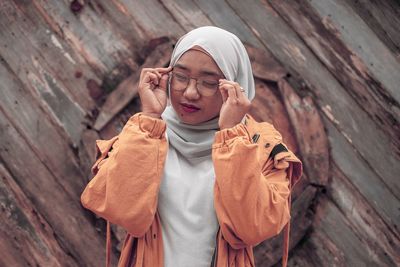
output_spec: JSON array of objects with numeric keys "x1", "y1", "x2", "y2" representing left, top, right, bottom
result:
[
  {"x1": 212, "y1": 123, "x2": 302, "y2": 249},
  {"x1": 80, "y1": 112, "x2": 168, "y2": 237}
]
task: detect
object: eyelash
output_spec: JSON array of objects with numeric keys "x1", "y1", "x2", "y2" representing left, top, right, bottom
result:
[{"x1": 173, "y1": 71, "x2": 218, "y2": 80}]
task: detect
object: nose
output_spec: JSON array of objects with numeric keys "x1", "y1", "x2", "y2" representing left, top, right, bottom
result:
[{"x1": 183, "y1": 78, "x2": 200, "y2": 100}]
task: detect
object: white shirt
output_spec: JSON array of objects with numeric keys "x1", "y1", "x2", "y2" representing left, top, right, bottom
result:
[{"x1": 158, "y1": 141, "x2": 219, "y2": 267}]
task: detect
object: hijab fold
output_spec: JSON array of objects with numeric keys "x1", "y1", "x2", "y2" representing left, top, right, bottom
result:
[{"x1": 161, "y1": 26, "x2": 255, "y2": 159}]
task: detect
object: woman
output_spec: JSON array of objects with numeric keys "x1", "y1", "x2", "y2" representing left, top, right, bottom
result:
[{"x1": 81, "y1": 26, "x2": 302, "y2": 267}]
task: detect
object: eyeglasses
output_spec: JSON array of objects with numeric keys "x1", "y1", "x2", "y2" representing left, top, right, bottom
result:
[{"x1": 169, "y1": 71, "x2": 221, "y2": 97}]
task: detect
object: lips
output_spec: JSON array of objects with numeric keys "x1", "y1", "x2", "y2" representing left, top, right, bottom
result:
[{"x1": 180, "y1": 103, "x2": 200, "y2": 113}]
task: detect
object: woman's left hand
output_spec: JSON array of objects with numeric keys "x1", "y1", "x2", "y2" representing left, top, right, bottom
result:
[{"x1": 218, "y1": 79, "x2": 251, "y2": 129}]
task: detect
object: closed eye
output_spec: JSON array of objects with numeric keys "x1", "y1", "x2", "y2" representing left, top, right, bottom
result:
[
  {"x1": 174, "y1": 72, "x2": 188, "y2": 81},
  {"x1": 202, "y1": 80, "x2": 219, "y2": 88}
]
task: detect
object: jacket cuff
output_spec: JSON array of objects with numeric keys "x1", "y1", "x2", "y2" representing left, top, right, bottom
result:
[
  {"x1": 214, "y1": 123, "x2": 251, "y2": 146},
  {"x1": 127, "y1": 112, "x2": 166, "y2": 139}
]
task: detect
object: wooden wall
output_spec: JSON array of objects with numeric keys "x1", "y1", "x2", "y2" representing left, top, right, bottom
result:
[{"x1": 0, "y1": 0, "x2": 399, "y2": 266}]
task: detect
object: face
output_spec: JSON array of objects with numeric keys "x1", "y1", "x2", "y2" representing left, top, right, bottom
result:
[{"x1": 170, "y1": 48, "x2": 224, "y2": 125}]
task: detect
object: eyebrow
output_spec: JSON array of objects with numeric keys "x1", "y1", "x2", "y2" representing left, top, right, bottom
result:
[{"x1": 174, "y1": 63, "x2": 222, "y2": 77}]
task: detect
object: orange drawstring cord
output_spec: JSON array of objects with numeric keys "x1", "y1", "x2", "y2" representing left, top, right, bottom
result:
[
  {"x1": 106, "y1": 220, "x2": 112, "y2": 267},
  {"x1": 282, "y1": 165, "x2": 293, "y2": 267},
  {"x1": 281, "y1": 195, "x2": 291, "y2": 267}
]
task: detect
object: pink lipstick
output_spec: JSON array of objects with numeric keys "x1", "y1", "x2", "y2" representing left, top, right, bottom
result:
[{"x1": 181, "y1": 103, "x2": 200, "y2": 113}]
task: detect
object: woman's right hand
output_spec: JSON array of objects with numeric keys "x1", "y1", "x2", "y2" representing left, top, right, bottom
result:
[{"x1": 138, "y1": 66, "x2": 172, "y2": 118}]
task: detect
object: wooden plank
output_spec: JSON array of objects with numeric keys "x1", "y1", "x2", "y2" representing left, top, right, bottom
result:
[
  {"x1": 226, "y1": 0, "x2": 400, "y2": 199},
  {"x1": 0, "y1": 163, "x2": 74, "y2": 267},
  {"x1": 0, "y1": 232, "x2": 33, "y2": 267},
  {"x1": 32, "y1": 0, "x2": 139, "y2": 75},
  {"x1": 308, "y1": 0, "x2": 400, "y2": 104},
  {"x1": 344, "y1": 0, "x2": 400, "y2": 57},
  {"x1": 324, "y1": 117, "x2": 399, "y2": 234},
  {"x1": 0, "y1": 111, "x2": 109, "y2": 267},
  {"x1": 99, "y1": 97, "x2": 142, "y2": 140},
  {"x1": 0, "y1": 57, "x2": 85, "y2": 200},
  {"x1": 33, "y1": 0, "x2": 149, "y2": 104},
  {"x1": 0, "y1": 1, "x2": 88, "y2": 145},
  {"x1": 313, "y1": 197, "x2": 397, "y2": 266},
  {"x1": 72, "y1": 0, "x2": 147, "y2": 49},
  {"x1": 287, "y1": 229, "x2": 347, "y2": 266},
  {"x1": 279, "y1": 79, "x2": 329, "y2": 186},
  {"x1": 69, "y1": 0, "x2": 182, "y2": 73},
  {"x1": 245, "y1": 44, "x2": 287, "y2": 82},
  {"x1": 269, "y1": 0, "x2": 399, "y2": 159},
  {"x1": 193, "y1": 0, "x2": 263, "y2": 48},
  {"x1": 329, "y1": 162, "x2": 400, "y2": 263},
  {"x1": 1, "y1": 1, "x2": 99, "y2": 113},
  {"x1": 159, "y1": 0, "x2": 214, "y2": 31},
  {"x1": 114, "y1": 0, "x2": 185, "y2": 38},
  {"x1": 94, "y1": 41, "x2": 173, "y2": 131}
]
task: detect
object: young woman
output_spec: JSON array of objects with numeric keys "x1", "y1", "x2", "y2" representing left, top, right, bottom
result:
[{"x1": 81, "y1": 26, "x2": 302, "y2": 267}]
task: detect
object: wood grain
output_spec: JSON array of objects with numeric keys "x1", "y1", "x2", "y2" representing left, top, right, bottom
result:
[{"x1": 0, "y1": 0, "x2": 398, "y2": 265}]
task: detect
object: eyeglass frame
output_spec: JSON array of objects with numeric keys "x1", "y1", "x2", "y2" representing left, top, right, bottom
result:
[{"x1": 168, "y1": 70, "x2": 224, "y2": 97}]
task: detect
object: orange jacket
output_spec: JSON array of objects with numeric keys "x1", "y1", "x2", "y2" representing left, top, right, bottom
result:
[{"x1": 81, "y1": 112, "x2": 302, "y2": 267}]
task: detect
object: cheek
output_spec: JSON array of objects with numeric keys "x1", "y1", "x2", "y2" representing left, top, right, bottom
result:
[
  {"x1": 206, "y1": 95, "x2": 223, "y2": 115},
  {"x1": 169, "y1": 90, "x2": 180, "y2": 106}
]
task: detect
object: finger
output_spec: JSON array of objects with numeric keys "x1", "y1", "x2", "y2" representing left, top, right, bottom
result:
[
  {"x1": 144, "y1": 68, "x2": 162, "y2": 79},
  {"x1": 155, "y1": 66, "x2": 172, "y2": 71},
  {"x1": 153, "y1": 70, "x2": 162, "y2": 79},
  {"x1": 141, "y1": 69, "x2": 160, "y2": 82},
  {"x1": 235, "y1": 85, "x2": 246, "y2": 101},
  {"x1": 219, "y1": 86, "x2": 228, "y2": 103},
  {"x1": 219, "y1": 79, "x2": 236, "y2": 86},
  {"x1": 155, "y1": 66, "x2": 173, "y2": 73},
  {"x1": 221, "y1": 80, "x2": 246, "y2": 101},
  {"x1": 145, "y1": 72, "x2": 160, "y2": 86},
  {"x1": 159, "y1": 74, "x2": 169, "y2": 91},
  {"x1": 142, "y1": 68, "x2": 166, "y2": 79},
  {"x1": 227, "y1": 85, "x2": 238, "y2": 104},
  {"x1": 220, "y1": 84, "x2": 238, "y2": 104}
]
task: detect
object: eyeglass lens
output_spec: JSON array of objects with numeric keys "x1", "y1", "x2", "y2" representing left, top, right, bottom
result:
[{"x1": 171, "y1": 72, "x2": 220, "y2": 96}]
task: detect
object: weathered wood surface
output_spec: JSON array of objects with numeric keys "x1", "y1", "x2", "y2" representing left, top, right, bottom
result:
[
  {"x1": 94, "y1": 40, "x2": 173, "y2": 131},
  {"x1": 344, "y1": 0, "x2": 400, "y2": 57},
  {"x1": 0, "y1": 0, "x2": 399, "y2": 266}
]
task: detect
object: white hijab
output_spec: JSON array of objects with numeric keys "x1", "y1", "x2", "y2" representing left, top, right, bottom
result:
[{"x1": 161, "y1": 26, "x2": 255, "y2": 159}]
